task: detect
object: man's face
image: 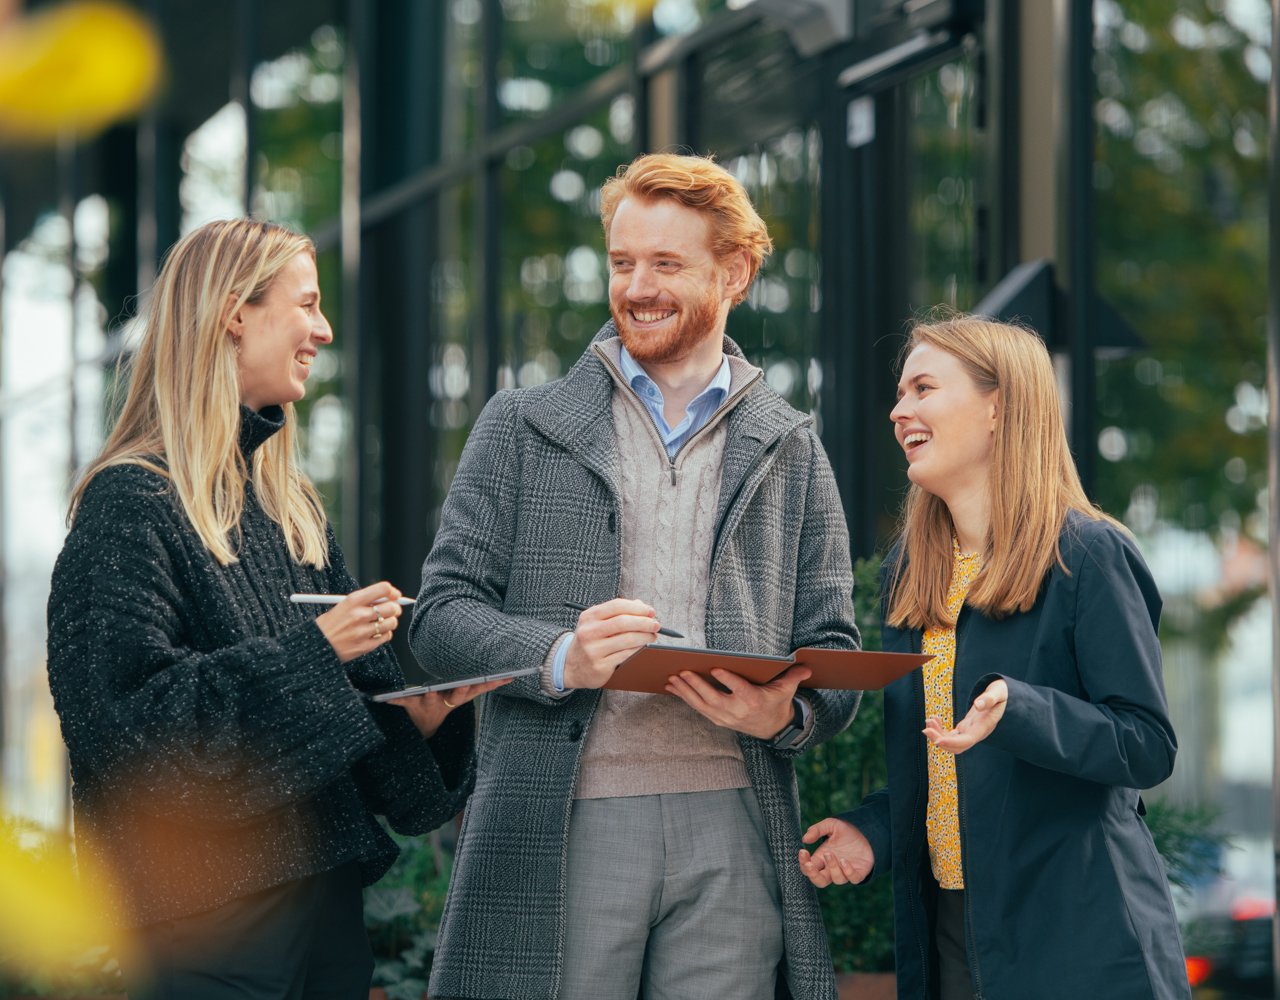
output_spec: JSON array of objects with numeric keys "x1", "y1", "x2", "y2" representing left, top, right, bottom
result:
[{"x1": 606, "y1": 196, "x2": 738, "y2": 365}]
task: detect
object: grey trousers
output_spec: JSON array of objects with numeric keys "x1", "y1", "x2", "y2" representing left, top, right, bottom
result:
[{"x1": 558, "y1": 787, "x2": 784, "y2": 1000}]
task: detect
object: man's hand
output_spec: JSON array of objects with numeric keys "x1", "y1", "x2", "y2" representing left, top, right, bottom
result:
[
  {"x1": 665, "y1": 665, "x2": 811, "y2": 740},
  {"x1": 923, "y1": 677, "x2": 1008, "y2": 754},
  {"x1": 562, "y1": 598, "x2": 663, "y2": 690},
  {"x1": 797, "y1": 817, "x2": 875, "y2": 888}
]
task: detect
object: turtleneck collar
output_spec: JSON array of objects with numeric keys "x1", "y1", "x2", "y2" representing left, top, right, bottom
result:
[{"x1": 239, "y1": 404, "x2": 286, "y2": 458}]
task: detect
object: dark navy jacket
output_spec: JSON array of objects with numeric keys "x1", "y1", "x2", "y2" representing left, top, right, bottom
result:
[{"x1": 846, "y1": 513, "x2": 1190, "y2": 1000}]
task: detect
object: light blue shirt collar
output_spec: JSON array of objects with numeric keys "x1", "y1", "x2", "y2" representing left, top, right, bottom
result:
[
  {"x1": 617, "y1": 343, "x2": 731, "y2": 460},
  {"x1": 618, "y1": 343, "x2": 731, "y2": 409}
]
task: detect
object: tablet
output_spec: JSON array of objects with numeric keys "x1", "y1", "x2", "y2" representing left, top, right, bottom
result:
[{"x1": 366, "y1": 665, "x2": 538, "y2": 702}]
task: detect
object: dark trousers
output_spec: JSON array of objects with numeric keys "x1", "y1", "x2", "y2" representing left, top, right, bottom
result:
[
  {"x1": 125, "y1": 862, "x2": 372, "y2": 1000},
  {"x1": 935, "y1": 887, "x2": 975, "y2": 1000}
]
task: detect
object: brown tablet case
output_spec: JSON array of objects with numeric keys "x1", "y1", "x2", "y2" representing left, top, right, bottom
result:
[{"x1": 603, "y1": 643, "x2": 931, "y2": 695}]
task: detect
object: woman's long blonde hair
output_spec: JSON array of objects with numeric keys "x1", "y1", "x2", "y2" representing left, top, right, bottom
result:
[
  {"x1": 69, "y1": 218, "x2": 329, "y2": 568},
  {"x1": 887, "y1": 314, "x2": 1118, "y2": 629}
]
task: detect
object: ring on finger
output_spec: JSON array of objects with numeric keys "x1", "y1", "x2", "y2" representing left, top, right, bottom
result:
[{"x1": 372, "y1": 623, "x2": 382, "y2": 639}]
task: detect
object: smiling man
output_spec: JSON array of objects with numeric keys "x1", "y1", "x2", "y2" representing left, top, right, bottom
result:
[{"x1": 412, "y1": 152, "x2": 860, "y2": 1000}]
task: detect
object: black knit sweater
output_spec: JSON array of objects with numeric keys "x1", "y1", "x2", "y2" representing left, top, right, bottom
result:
[{"x1": 46, "y1": 405, "x2": 474, "y2": 926}]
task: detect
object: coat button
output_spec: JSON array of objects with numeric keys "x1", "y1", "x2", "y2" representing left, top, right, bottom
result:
[{"x1": 568, "y1": 721, "x2": 583, "y2": 742}]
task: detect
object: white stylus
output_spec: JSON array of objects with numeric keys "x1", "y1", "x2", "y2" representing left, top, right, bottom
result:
[{"x1": 289, "y1": 593, "x2": 415, "y2": 606}]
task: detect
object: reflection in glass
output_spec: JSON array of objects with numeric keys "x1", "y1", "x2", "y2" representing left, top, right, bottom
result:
[
  {"x1": 2, "y1": 217, "x2": 73, "y2": 395},
  {"x1": 251, "y1": 25, "x2": 344, "y2": 233},
  {"x1": 722, "y1": 128, "x2": 823, "y2": 422},
  {"x1": 652, "y1": 0, "x2": 727, "y2": 37},
  {"x1": 180, "y1": 102, "x2": 248, "y2": 234},
  {"x1": 1, "y1": 386, "x2": 72, "y2": 827},
  {"x1": 498, "y1": 100, "x2": 632, "y2": 388},
  {"x1": 498, "y1": 1, "x2": 634, "y2": 124},
  {"x1": 1, "y1": 184, "x2": 123, "y2": 825},
  {"x1": 905, "y1": 56, "x2": 980, "y2": 311},
  {"x1": 441, "y1": 0, "x2": 482, "y2": 159},
  {"x1": 695, "y1": 20, "x2": 818, "y2": 156},
  {"x1": 72, "y1": 195, "x2": 111, "y2": 470}
]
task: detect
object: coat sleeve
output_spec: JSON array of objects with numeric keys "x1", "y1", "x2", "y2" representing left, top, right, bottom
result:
[
  {"x1": 771, "y1": 429, "x2": 861, "y2": 757},
  {"x1": 840, "y1": 787, "x2": 893, "y2": 881},
  {"x1": 46, "y1": 469, "x2": 383, "y2": 829},
  {"x1": 321, "y1": 528, "x2": 478, "y2": 833},
  {"x1": 977, "y1": 524, "x2": 1178, "y2": 789},
  {"x1": 351, "y1": 703, "x2": 476, "y2": 834},
  {"x1": 410, "y1": 391, "x2": 570, "y2": 707}
]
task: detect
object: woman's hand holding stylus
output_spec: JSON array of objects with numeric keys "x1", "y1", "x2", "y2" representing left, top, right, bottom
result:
[{"x1": 315, "y1": 582, "x2": 404, "y2": 663}]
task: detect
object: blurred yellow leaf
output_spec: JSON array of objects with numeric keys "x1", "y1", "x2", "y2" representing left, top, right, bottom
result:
[
  {"x1": 0, "y1": 0, "x2": 163, "y2": 142},
  {"x1": 0, "y1": 821, "x2": 138, "y2": 978}
]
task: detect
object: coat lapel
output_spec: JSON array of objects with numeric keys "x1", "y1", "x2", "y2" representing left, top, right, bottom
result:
[
  {"x1": 522, "y1": 324, "x2": 622, "y2": 498},
  {"x1": 712, "y1": 381, "x2": 809, "y2": 571},
  {"x1": 715, "y1": 388, "x2": 804, "y2": 528}
]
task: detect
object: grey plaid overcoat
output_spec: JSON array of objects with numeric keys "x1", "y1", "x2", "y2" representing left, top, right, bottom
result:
[{"x1": 411, "y1": 324, "x2": 860, "y2": 1000}]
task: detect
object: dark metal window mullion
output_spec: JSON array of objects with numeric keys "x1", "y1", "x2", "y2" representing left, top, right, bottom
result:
[
  {"x1": 234, "y1": 0, "x2": 257, "y2": 216},
  {"x1": 480, "y1": 0, "x2": 502, "y2": 401}
]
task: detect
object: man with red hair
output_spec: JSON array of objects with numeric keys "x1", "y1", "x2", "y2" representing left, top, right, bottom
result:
[{"x1": 413, "y1": 152, "x2": 859, "y2": 1000}]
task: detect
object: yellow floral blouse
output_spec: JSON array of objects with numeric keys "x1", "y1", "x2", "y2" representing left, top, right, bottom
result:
[{"x1": 922, "y1": 541, "x2": 982, "y2": 889}]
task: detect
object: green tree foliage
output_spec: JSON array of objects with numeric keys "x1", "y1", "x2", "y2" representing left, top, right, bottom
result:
[{"x1": 1092, "y1": 0, "x2": 1269, "y2": 540}]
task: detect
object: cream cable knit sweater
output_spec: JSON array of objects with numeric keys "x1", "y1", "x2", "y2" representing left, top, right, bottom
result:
[{"x1": 573, "y1": 346, "x2": 757, "y2": 799}]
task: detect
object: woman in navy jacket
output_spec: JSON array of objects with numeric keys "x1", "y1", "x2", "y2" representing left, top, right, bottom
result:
[{"x1": 799, "y1": 315, "x2": 1190, "y2": 999}]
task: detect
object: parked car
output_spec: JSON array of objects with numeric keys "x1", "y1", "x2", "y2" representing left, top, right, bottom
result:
[{"x1": 1185, "y1": 898, "x2": 1274, "y2": 999}]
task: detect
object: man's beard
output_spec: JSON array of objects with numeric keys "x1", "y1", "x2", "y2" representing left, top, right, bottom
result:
[{"x1": 611, "y1": 287, "x2": 722, "y2": 365}]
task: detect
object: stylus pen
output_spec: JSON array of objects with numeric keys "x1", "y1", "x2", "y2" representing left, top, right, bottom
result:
[
  {"x1": 290, "y1": 593, "x2": 416, "y2": 606},
  {"x1": 563, "y1": 601, "x2": 685, "y2": 639}
]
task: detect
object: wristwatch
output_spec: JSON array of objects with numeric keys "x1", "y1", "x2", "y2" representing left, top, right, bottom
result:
[{"x1": 770, "y1": 696, "x2": 812, "y2": 750}]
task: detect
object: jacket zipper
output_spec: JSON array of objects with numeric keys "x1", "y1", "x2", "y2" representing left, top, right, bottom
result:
[
  {"x1": 953, "y1": 608, "x2": 985, "y2": 999},
  {"x1": 906, "y1": 646, "x2": 931, "y2": 995}
]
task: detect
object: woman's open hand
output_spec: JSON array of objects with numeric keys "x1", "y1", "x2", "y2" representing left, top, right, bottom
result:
[
  {"x1": 388, "y1": 678, "x2": 512, "y2": 738},
  {"x1": 923, "y1": 677, "x2": 1009, "y2": 753}
]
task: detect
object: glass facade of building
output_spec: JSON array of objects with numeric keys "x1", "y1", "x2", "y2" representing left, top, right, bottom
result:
[{"x1": 0, "y1": 0, "x2": 1273, "y2": 980}]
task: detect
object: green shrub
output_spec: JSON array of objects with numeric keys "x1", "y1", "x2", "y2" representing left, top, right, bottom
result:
[
  {"x1": 364, "y1": 827, "x2": 454, "y2": 999},
  {"x1": 1142, "y1": 799, "x2": 1225, "y2": 892}
]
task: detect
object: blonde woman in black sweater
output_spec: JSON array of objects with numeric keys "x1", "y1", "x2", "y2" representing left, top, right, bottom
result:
[{"x1": 47, "y1": 219, "x2": 499, "y2": 1000}]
